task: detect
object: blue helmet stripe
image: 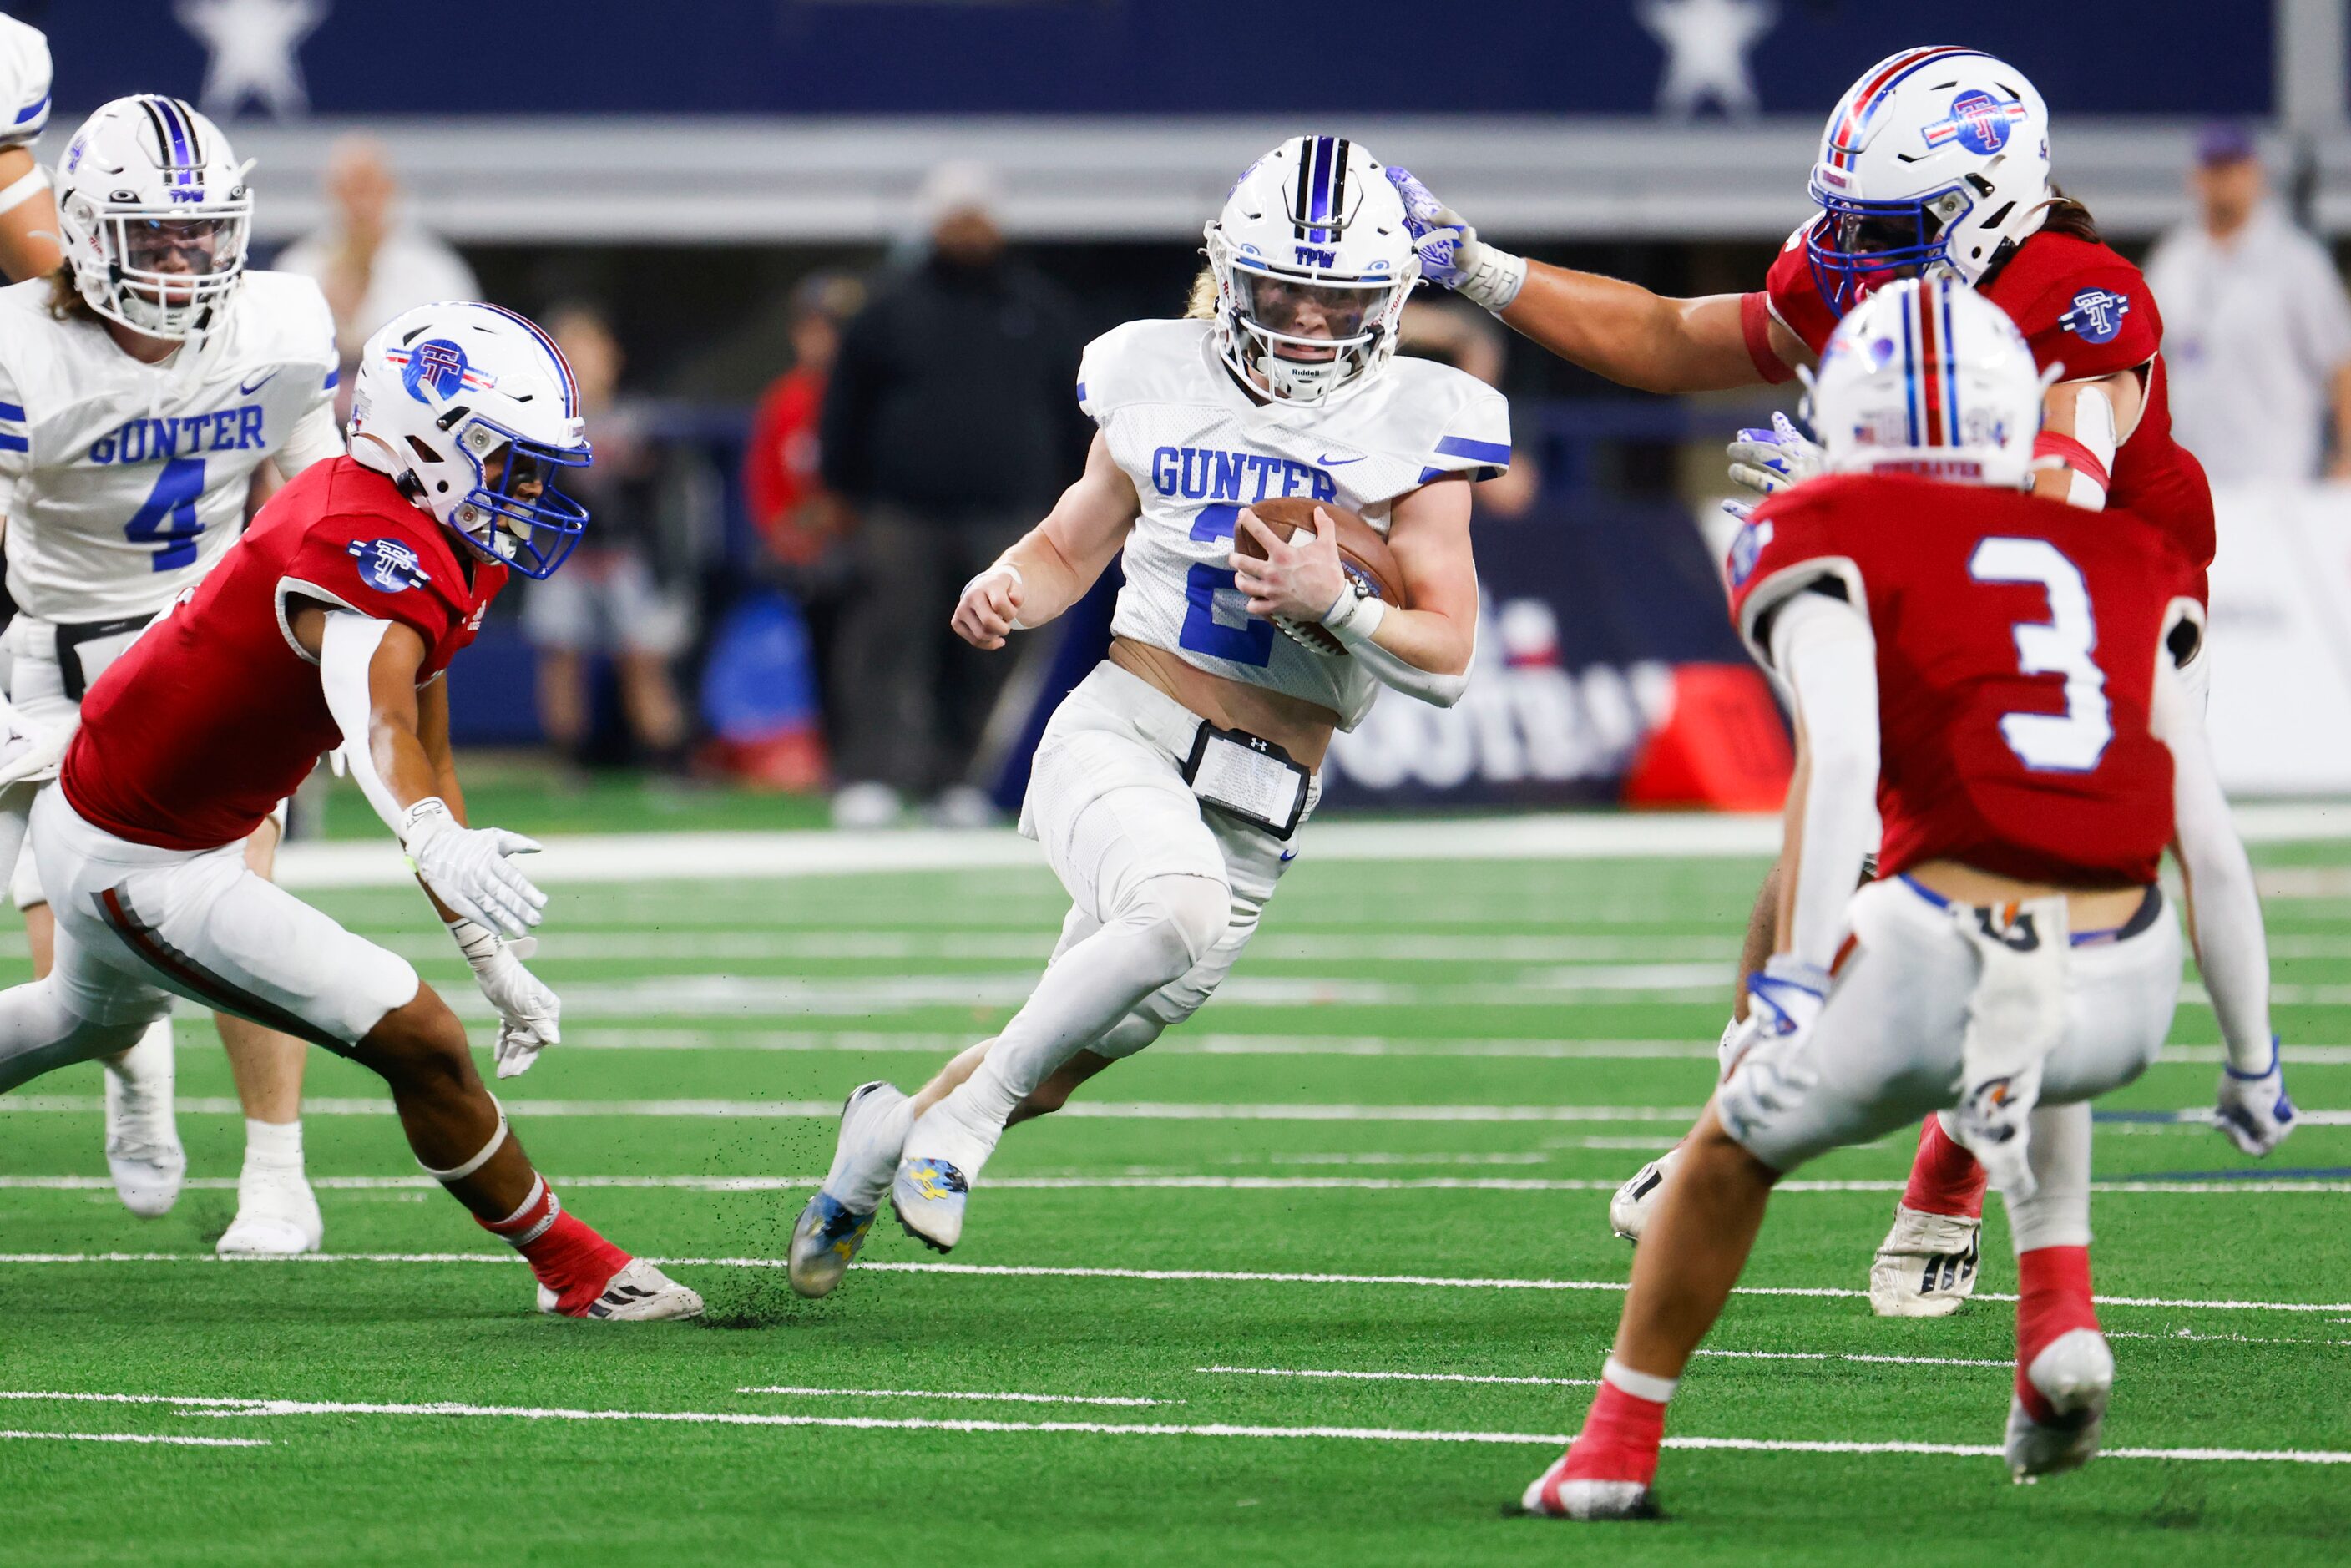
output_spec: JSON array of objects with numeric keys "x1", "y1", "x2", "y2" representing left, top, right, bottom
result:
[
  {"x1": 1306, "y1": 134, "x2": 1334, "y2": 239},
  {"x1": 1939, "y1": 281, "x2": 1960, "y2": 448},
  {"x1": 1899, "y1": 290, "x2": 1920, "y2": 448},
  {"x1": 151, "y1": 96, "x2": 193, "y2": 182}
]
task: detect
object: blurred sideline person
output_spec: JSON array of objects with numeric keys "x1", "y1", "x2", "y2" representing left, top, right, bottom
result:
[
  {"x1": 277, "y1": 135, "x2": 479, "y2": 418},
  {"x1": 1393, "y1": 48, "x2": 2217, "y2": 1314},
  {"x1": 1524, "y1": 279, "x2": 2288, "y2": 1520},
  {"x1": 2146, "y1": 123, "x2": 2351, "y2": 483},
  {"x1": 745, "y1": 271, "x2": 865, "y2": 757},
  {"x1": 787, "y1": 137, "x2": 1509, "y2": 1292},
  {"x1": 0, "y1": 13, "x2": 59, "y2": 281},
  {"x1": 520, "y1": 304, "x2": 690, "y2": 775},
  {"x1": 817, "y1": 160, "x2": 1088, "y2": 828},
  {"x1": 0, "y1": 301, "x2": 700, "y2": 1322},
  {"x1": 0, "y1": 98, "x2": 347, "y2": 1254}
]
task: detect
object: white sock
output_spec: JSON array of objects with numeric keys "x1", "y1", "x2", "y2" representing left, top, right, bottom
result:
[
  {"x1": 243, "y1": 1117, "x2": 304, "y2": 1175},
  {"x1": 908, "y1": 875, "x2": 1226, "y2": 1177},
  {"x1": 1602, "y1": 1357, "x2": 1680, "y2": 1404},
  {"x1": 832, "y1": 1091, "x2": 913, "y2": 1213}
]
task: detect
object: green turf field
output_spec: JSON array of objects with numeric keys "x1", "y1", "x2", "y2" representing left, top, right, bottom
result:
[{"x1": 3, "y1": 823, "x2": 2347, "y2": 1566}]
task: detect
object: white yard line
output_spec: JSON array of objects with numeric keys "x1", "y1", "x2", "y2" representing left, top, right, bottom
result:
[
  {"x1": 1201, "y1": 1366, "x2": 1597, "y2": 1388},
  {"x1": 0, "y1": 1427, "x2": 270, "y2": 1448},
  {"x1": 6, "y1": 1253, "x2": 2349, "y2": 1314},
  {"x1": 1692, "y1": 1349, "x2": 2009, "y2": 1368},
  {"x1": 737, "y1": 1387, "x2": 1176, "y2": 1407},
  {"x1": 3, "y1": 1389, "x2": 2345, "y2": 1464}
]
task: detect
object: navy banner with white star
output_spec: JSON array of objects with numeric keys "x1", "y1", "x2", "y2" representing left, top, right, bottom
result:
[{"x1": 25, "y1": 0, "x2": 2273, "y2": 120}]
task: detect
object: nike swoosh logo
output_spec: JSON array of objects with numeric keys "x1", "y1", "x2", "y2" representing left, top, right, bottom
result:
[
  {"x1": 1317, "y1": 453, "x2": 1365, "y2": 466},
  {"x1": 238, "y1": 368, "x2": 279, "y2": 394}
]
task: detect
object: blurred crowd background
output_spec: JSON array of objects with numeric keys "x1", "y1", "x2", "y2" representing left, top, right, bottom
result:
[{"x1": 21, "y1": 0, "x2": 2351, "y2": 821}]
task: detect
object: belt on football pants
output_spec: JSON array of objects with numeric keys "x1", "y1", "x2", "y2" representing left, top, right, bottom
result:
[{"x1": 55, "y1": 612, "x2": 158, "y2": 702}]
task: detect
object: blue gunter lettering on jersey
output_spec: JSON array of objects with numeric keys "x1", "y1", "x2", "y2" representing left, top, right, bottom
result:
[
  {"x1": 1150, "y1": 445, "x2": 1337, "y2": 504},
  {"x1": 88, "y1": 406, "x2": 268, "y2": 464}
]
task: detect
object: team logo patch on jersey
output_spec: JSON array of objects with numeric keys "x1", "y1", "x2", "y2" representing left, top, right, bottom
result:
[
  {"x1": 1727, "y1": 518, "x2": 1774, "y2": 589},
  {"x1": 1923, "y1": 90, "x2": 2028, "y2": 156},
  {"x1": 2060, "y1": 289, "x2": 2131, "y2": 345},
  {"x1": 348, "y1": 537, "x2": 432, "y2": 594}
]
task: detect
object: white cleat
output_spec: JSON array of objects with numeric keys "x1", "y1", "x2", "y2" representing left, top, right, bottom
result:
[
  {"x1": 787, "y1": 1080, "x2": 911, "y2": 1298},
  {"x1": 538, "y1": 1257, "x2": 705, "y2": 1322},
  {"x1": 892, "y1": 1156, "x2": 970, "y2": 1252},
  {"x1": 2005, "y1": 1328, "x2": 2114, "y2": 1482},
  {"x1": 1520, "y1": 1454, "x2": 1656, "y2": 1520},
  {"x1": 102, "y1": 1031, "x2": 185, "y2": 1219},
  {"x1": 216, "y1": 1164, "x2": 324, "y2": 1257},
  {"x1": 1608, "y1": 1143, "x2": 1685, "y2": 1242},
  {"x1": 1868, "y1": 1205, "x2": 1982, "y2": 1317}
]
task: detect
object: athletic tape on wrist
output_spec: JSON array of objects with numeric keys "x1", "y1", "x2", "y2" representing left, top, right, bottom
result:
[
  {"x1": 1459, "y1": 245, "x2": 1528, "y2": 314},
  {"x1": 1322, "y1": 587, "x2": 1387, "y2": 649},
  {"x1": 0, "y1": 166, "x2": 47, "y2": 217},
  {"x1": 400, "y1": 796, "x2": 453, "y2": 849},
  {"x1": 418, "y1": 1098, "x2": 509, "y2": 1182}
]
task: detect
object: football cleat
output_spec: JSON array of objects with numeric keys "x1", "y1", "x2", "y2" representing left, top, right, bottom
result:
[
  {"x1": 216, "y1": 1164, "x2": 324, "y2": 1257},
  {"x1": 102, "y1": 1029, "x2": 184, "y2": 1219},
  {"x1": 1520, "y1": 1452, "x2": 1658, "y2": 1521},
  {"x1": 2005, "y1": 1328, "x2": 2114, "y2": 1482},
  {"x1": 1868, "y1": 1205, "x2": 1982, "y2": 1317},
  {"x1": 537, "y1": 1257, "x2": 704, "y2": 1322},
  {"x1": 788, "y1": 1192, "x2": 875, "y2": 1300},
  {"x1": 892, "y1": 1156, "x2": 970, "y2": 1252},
  {"x1": 1608, "y1": 1143, "x2": 1685, "y2": 1242}
]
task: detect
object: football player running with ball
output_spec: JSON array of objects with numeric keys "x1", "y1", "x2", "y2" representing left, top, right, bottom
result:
[
  {"x1": 1390, "y1": 48, "x2": 2219, "y2": 1314},
  {"x1": 0, "y1": 97, "x2": 352, "y2": 1253},
  {"x1": 0, "y1": 301, "x2": 701, "y2": 1322},
  {"x1": 788, "y1": 137, "x2": 1508, "y2": 1288},
  {"x1": 1521, "y1": 279, "x2": 2288, "y2": 1519}
]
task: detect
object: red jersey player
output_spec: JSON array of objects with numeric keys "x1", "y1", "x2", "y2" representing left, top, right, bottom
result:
[
  {"x1": 0, "y1": 301, "x2": 701, "y2": 1321},
  {"x1": 1522, "y1": 278, "x2": 2288, "y2": 1520},
  {"x1": 1388, "y1": 47, "x2": 2214, "y2": 1310}
]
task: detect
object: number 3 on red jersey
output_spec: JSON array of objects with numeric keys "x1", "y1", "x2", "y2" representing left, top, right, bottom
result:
[{"x1": 1969, "y1": 536, "x2": 2114, "y2": 774}]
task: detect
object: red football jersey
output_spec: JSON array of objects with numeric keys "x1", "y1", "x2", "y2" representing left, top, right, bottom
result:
[
  {"x1": 1756, "y1": 226, "x2": 2215, "y2": 577},
  {"x1": 63, "y1": 458, "x2": 508, "y2": 852},
  {"x1": 1728, "y1": 473, "x2": 2201, "y2": 887}
]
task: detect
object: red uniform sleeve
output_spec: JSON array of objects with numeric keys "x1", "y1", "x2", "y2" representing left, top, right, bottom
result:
[
  {"x1": 1989, "y1": 237, "x2": 2162, "y2": 383},
  {"x1": 1761, "y1": 221, "x2": 1839, "y2": 360},
  {"x1": 279, "y1": 514, "x2": 462, "y2": 649},
  {"x1": 1725, "y1": 483, "x2": 1873, "y2": 657}
]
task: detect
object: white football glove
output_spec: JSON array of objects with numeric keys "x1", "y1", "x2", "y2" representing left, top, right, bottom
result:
[
  {"x1": 402, "y1": 800, "x2": 547, "y2": 940},
  {"x1": 449, "y1": 918, "x2": 561, "y2": 1079},
  {"x1": 1384, "y1": 166, "x2": 1526, "y2": 312},
  {"x1": 2215, "y1": 1038, "x2": 2296, "y2": 1156},
  {"x1": 1727, "y1": 412, "x2": 1827, "y2": 498},
  {"x1": 0, "y1": 704, "x2": 74, "y2": 789}
]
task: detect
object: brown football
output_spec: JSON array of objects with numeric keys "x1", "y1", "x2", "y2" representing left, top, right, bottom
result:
[{"x1": 1232, "y1": 498, "x2": 1407, "y2": 656}]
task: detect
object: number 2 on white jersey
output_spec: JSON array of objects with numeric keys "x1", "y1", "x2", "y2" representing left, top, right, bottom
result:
[{"x1": 1969, "y1": 535, "x2": 2112, "y2": 773}]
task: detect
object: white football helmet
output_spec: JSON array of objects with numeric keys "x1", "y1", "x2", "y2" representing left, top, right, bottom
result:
[
  {"x1": 349, "y1": 302, "x2": 592, "y2": 579},
  {"x1": 0, "y1": 12, "x2": 53, "y2": 152},
  {"x1": 1205, "y1": 136, "x2": 1418, "y2": 405},
  {"x1": 1806, "y1": 48, "x2": 2053, "y2": 316},
  {"x1": 53, "y1": 95, "x2": 252, "y2": 339},
  {"x1": 1808, "y1": 276, "x2": 2045, "y2": 488}
]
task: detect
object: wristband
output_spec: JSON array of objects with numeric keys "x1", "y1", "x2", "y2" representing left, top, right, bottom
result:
[
  {"x1": 1321, "y1": 586, "x2": 1388, "y2": 649},
  {"x1": 969, "y1": 561, "x2": 1029, "y2": 631},
  {"x1": 1456, "y1": 245, "x2": 1528, "y2": 314},
  {"x1": 0, "y1": 166, "x2": 47, "y2": 217},
  {"x1": 445, "y1": 916, "x2": 502, "y2": 969}
]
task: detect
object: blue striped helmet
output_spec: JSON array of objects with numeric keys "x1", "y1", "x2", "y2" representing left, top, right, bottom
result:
[
  {"x1": 1809, "y1": 276, "x2": 2044, "y2": 489},
  {"x1": 53, "y1": 95, "x2": 254, "y2": 340},
  {"x1": 1205, "y1": 136, "x2": 1419, "y2": 405}
]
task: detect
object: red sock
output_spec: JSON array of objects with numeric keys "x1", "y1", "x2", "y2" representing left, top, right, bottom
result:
[
  {"x1": 2015, "y1": 1245, "x2": 2101, "y2": 1421},
  {"x1": 1901, "y1": 1115, "x2": 1989, "y2": 1220},
  {"x1": 478, "y1": 1178, "x2": 630, "y2": 1316},
  {"x1": 1562, "y1": 1375, "x2": 1669, "y2": 1486}
]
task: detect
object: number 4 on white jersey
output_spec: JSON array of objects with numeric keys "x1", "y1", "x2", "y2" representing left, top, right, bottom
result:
[{"x1": 1969, "y1": 536, "x2": 2114, "y2": 774}]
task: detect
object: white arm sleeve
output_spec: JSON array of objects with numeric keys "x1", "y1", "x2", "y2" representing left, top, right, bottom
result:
[
  {"x1": 1352, "y1": 633, "x2": 1472, "y2": 709},
  {"x1": 276, "y1": 397, "x2": 347, "y2": 478},
  {"x1": 2151, "y1": 640, "x2": 2273, "y2": 1070},
  {"x1": 1770, "y1": 590, "x2": 1881, "y2": 974},
  {"x1": 318, "y1": 609, "x2": 407, "y2": 839}
]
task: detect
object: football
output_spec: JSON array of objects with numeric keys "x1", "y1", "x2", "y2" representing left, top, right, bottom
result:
[{"x1": 1232, "y1": 497, "x2": 1407, "y2": 655}]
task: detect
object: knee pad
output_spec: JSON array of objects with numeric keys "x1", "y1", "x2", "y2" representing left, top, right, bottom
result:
[{"x1": 1122, "y1": 873, "x2": 1230, "y2": 976}]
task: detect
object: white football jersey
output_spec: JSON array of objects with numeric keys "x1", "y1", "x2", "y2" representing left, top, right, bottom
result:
[
  {"x1": 0, "y1": 13, "x2": 49, "y2": 150},
  {"x1": 0, "y1": 271, "x2": 343, "y2": 623},
  {"x1": 1078, "y1": 317, "x2": 1509, "y2": 729}
]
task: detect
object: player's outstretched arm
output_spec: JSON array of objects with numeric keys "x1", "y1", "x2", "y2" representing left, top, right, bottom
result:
[
  {"x1": 2031, "y1": 372, "x2": 2144, "y2": 509},
  {"x1": 0, "y1": 146, "x2": 59, "y2": 283},
  {"x1": 953, "y1": 429, "x2": 1140, "y2": 649},
  {"x1": 1384, "y1": 164, "x2": 1796, "y2": 393},
  {"x1": 2151, "y1": 634, "x2": 2293, "y2": 1154}
]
